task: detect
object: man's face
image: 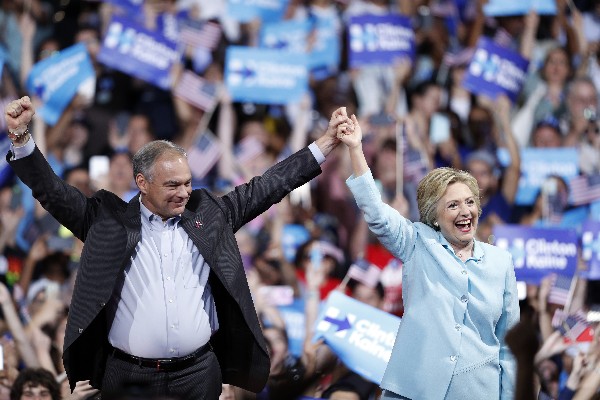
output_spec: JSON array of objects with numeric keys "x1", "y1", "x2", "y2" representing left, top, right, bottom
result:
[
  {"x1": 20, "y1": 384, "x2": 52, "y2": 400},
  {"x1": 137, "y1": 153, "x2": 192, "y2": 220}
]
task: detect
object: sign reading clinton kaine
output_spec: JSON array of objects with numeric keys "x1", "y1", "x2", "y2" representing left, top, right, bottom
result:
[
  {"x1": 314, "y1": 291, "x2": 401, "y2": 384},
  {"x1": 463, "y1": 37, "x2": 529, "y2": 103},
  {"x1": 225, "y1": 46, "x2": 308, "y2": 104},
  {"x1": 98, "y1": 16, "x2": 179, "y2": 90},
  {"x1": 227, "y1": 0, "x2": 289, "y2": 23},
  {"x1": 26, "y1": 43, "x2": 95, "y2": 126},
  {"x1": 494, "y1": 225, "x2": 578, "y2": 284},
  {"x1": 348, "y1": 14, "x2": 414, "y2": 68}
]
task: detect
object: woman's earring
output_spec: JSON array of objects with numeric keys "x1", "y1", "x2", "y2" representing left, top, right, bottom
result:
[{"x1": 433, "y1": 221, "x2": 439, "y2": 227}]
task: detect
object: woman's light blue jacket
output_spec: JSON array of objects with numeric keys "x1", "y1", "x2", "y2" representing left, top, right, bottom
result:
[{"x1": 347, "y1": 171, "x2": 519, "y2": 399}]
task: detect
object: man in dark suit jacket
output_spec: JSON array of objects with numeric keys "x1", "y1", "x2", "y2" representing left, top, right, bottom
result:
[{"x1": 5, "y1": 96, "x2": 349, "y2": 399}]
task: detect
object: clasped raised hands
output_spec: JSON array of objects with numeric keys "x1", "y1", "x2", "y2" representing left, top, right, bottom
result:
[{"x1": 335, "y1": 114, "x2": 362, "y2": 149}]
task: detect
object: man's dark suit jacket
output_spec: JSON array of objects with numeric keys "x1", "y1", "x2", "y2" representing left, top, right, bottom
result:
[{"x1": 9, "y1": 145, "x2": 322, "y2": 393}]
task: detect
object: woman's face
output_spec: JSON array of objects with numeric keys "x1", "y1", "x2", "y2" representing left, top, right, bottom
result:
[
  {"x1": 435, "y1": 182, "x2": 479, "y2": 248},
  {"x1": 543, "y1": 49, "x2": 570, "y2": 84}
]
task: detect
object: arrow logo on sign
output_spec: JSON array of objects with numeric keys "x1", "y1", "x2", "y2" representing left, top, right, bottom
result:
[{"x1": 324, "y1": 316, "x2": 351, "y2": 331}]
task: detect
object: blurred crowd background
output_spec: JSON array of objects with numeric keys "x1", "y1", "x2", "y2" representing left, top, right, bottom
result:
[{"x1": 1, "y1": 0, "x2": 600, "y2": 399}]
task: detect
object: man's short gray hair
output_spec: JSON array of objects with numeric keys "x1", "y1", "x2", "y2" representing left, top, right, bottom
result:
[{"x1": 132, "y1": 140, "x2": 187, "y2": 181}]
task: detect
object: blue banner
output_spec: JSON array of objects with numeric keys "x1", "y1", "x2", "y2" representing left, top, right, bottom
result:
[
  {"x1": 516, "y1": 148, "x2": 579, "y2": 205},
  {"x1": 348, "y1": 14, "x2": 415, "y2": 68},
  {"x1": 103, "y1": 0, "x2": 144, "y2": 14},
  {"x1": 260, "y1": 18, "x2": 340, "y2": 70},
  {"x1": 483, "y1": 0, "x2": 557, "y2": 16},
  {"x1": 494, "y1": 225, "x2": 578, "y2": 284},
  {"x1": 227, "y1": 0, "x2": 289, "y2": 23},
  {"x1": 225, "y1": 46, "x2": 308, "y2": 104},
  {"x1": 581, "y1": 221, "x2": 600, "y2": 280},
  {"x1": 277, "y1": 299, "x2": 306, "y2": 357},
  {"x1": 97, "y1": 16, "x2": 180, "y2": 90},
  {"x1": 26, "y1": 43, "x2": 95, "y2": 126},
  {"x1": 463, "y1": 37, "x2": 529, "y2": 102},
  {"x1": 314, "y1": 291, "x2": 401, "y2": 384}
]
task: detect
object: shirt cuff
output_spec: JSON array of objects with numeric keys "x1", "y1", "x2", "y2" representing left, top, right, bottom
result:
[
  {"x1": 308, "y1": 142, "x2": 325, "y2": 165},
  {"x1": 11, "y1": 137, "x2": 35, "y2": 160}
]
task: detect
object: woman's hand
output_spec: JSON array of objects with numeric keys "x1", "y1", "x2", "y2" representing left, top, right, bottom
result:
[{"x1": 337, "y1": 115, "x2": 362, "y2": 149}]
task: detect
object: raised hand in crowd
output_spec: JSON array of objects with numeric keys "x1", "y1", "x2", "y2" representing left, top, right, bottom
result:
[{"x1": 64, "y1": 380, "x2": 100, "y2": 400}]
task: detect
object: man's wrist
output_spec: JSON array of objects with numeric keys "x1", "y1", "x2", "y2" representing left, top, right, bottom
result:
[{"x1": 9, "y1": 129, "x2": 31, "y2": 147}]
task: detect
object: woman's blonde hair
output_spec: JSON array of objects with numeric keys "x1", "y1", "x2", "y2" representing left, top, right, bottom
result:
[{"x1": 417, "y1": 167, "x2": 481, "y2": 229}]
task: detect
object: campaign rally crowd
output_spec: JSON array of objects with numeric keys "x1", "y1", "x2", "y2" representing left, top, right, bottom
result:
[{"x1": 1, "y1": 0, "x2": 600, "y2": 398}]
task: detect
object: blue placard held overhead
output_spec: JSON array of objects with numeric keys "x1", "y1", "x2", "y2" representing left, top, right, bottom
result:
[
  {"x1": 225, "y1": 46, "x2": 308, "y2": 104},
  {"x1": 348, "y1": 14, "x2": 415, "y2": 68},
  {"x1": 260, "y1": 20, "x2": 309, "y2": 53},
  {"x1": 314, "y1": 291, "x2": 401, "y2": 384},
  {"x1": 26, "y1": 43, "x2": 95, "y2": 126},
  {"x1": 483, "y1": 0, "x2": 557, "y2": 16},
  {"x1": 102, "y1": 0, "x2": 144, "y2": 14},
  {"x1": 515, "y1": 148, "x2": 579, "y2": 206},
  {"x1": 494, "y1": 225, "x2": 578, "y2": 284},
  {"x1": 97, "y1": 15, "x2": 180, "y2": 90},
  {"x1": 227, "y1": 0, "x2": 289, "y2": 23},
  {"x1": 462, "y1": 37, "x2": 529, "y2": 103}
]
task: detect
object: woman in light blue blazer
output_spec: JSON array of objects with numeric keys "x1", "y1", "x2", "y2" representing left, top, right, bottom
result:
[{"x1": 336, "y1": 115, "x2": 519, "y2": 399}]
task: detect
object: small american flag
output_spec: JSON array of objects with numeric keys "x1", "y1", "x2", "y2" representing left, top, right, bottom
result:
[
  {"x1": 346, "y1": 259, "x2": 381, "y2": 288},
  {"x1": 559, "y1": 310, "x2": 594, "y2": 343},
  {"x1": 234, "y1": 136, "x2": 265, "y2": 166},
  {"x1": 442, "y1": 48, "x2": 474, "y2": 67},
  {"x1": 179, "y1": 21, "x2": 221, "y2": 50},
  {"x1": 174, "y1": 70, "x2": 219, "y2": 112},
  {"x1": 547, "y1": 274, "x2": 574, "y2": 306},
  {"x1": 187, "y1": 130, "x2": 222, "y2": 179},
  {"x1": 569, "y1": 173, "x2": 600, "y2": 206}
]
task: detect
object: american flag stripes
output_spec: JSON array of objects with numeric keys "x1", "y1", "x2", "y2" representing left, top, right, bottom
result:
[
  {"x1": 187, "y1": 130, "x2": 222, "y2": 179},
  {"x1": 179, "y1": 21, "x2": 222, "y2": 51},
  {"x1": 346, "y1": 259, "x2": 382, "y2": 288},
  {"x1": 547, "y1": 273, "x2": 574, "y2": 306},
  {"x1": 234, "y1": 136, "x2": 265, "y2": 166},
  {"x1": 174, "y1": 70, "x2": 219, "y2": 112},
  {"x1": 569, "y1": 173, "x2": 600, "y2": 206}
]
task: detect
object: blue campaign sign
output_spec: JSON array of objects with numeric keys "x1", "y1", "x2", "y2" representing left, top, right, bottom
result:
[
  {"x1": 26, "y1": 43, "x2": 95, "y2": 126},
  {"x1": 277, "y1": 299, "x2": 306, "y2": 357},
  {"x1": 103, "y1": 0, "x2": 144, "y2": 14},
  {"x1": 516, "y1": 148, "x2": 579, "y2": 205},
  {"x1": 483, "y1": 0, "x2": 557, "y2": 16},
  {"x1": 314, "y1": 291, "x2": 401, "y2": 384},
  {"x1": 260, "y1": 20, "x2": 308, "y2": 53},
  {"x1": 494, "y1": 225, "x2": 578, "y2": 284},
  {"x1": 310, "y1": 17, "x2": 340, "y2": 70},
  {"x1": 225, "y1": 46, "x2": 308, "y2": 104},
  {"x1": 227, "y1": 0, "x2": 289, "y2": 23},
  {"x1": 348, "y1": 14, "x2": 415, "y2": 68},
  {"x1": 463, "y1": 37, "x2": 529, "y2": 102},
  {"x1": 260, "y1": 18, "x2": 340, "y2": 70},
  {"x1": 97, "y1": 16, "x2": 180, "y2": 90},
  {"x1": 581, "y1": 221, "x2": 600, "y2": 280}
]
